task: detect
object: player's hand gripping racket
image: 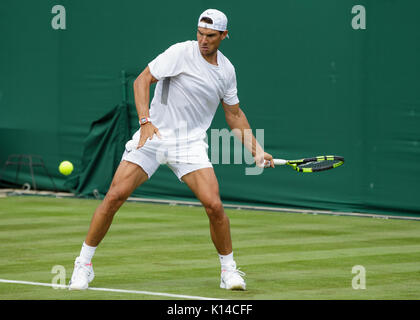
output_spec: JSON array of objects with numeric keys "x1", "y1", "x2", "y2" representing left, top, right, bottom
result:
[{"x1": 264, "y1": 155, "x2": 344, "y2": 173}]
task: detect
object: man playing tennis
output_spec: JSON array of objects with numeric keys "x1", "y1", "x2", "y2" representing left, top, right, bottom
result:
[{"x1": 69, "y1": 8, "x2": 273, "y2": 291}]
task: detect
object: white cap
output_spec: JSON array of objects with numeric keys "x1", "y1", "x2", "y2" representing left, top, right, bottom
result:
[{"x1": 198, "y1": 9, "x2": 229, "y2": 37}]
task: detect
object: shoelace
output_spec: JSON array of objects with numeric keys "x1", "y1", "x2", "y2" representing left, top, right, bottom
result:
[
  {"x1": 222, "y1": 267, "x2": 246, "y2": 278},
  {"x1": 75, "y1": 262, "x2": 92, "y2": 276},
  {"x1": 69, "y1": 262, "x2": 92, "y2": 286},
  {"x1": 233, "y1": 268, "x2": 245, "y2": 277}
]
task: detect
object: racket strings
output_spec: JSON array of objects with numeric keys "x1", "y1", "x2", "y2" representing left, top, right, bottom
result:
[{"x1": 297, "y1": 159, "x2": 342, "y2": 170}]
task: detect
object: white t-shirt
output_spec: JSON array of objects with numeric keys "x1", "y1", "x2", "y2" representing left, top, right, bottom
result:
[{"x1": 147, "y1": 40, "x2": 239, "y2": 142}]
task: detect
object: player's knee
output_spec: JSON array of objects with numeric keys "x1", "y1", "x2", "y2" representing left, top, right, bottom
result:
[
  {"x1": 204, "y1": 200, "x2": 224, "y2": 219},
  {"x1": 104, "y1": 189, "x2": 127, "y2": 211}
]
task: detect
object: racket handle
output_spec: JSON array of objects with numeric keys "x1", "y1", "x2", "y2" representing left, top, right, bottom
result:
[
  {"x1": 273, "y1": 159, "x2": 287, "y2": 166},
  {"x1": 263, "y1": 159, "x2": 287, "y2": 167}
]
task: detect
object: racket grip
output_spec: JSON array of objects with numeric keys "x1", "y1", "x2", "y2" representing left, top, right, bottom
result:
[
  {"x1": 273, "y1": 159, "x2": 287, "y2": 165},
  {"x1": 263, "y1": 159, "x2": 287, "y2": 167}
]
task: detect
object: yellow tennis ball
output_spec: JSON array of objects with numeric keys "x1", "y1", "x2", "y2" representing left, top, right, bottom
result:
[{"x1": 59, "y1": 161, "x2": 74, "y2": 176}]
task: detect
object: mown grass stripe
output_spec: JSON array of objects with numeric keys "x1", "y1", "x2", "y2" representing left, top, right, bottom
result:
[
  {"x1": 0, "y1": 279, "x2": 222, "y2": 300},
  {"x1": 1, "y1": 196, "x2": 420, "y2": 299}
]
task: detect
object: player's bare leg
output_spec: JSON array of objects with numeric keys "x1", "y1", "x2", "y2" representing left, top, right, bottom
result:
[
  {"x1": 181, "y1": 167, "x2": 232, "y2": 254},
  {"x1": 69, "y1": 160, "x2": 148, "y2": 290},
  {"x1": 182, "y1": 167, "x2": 246, "y2": 290},
  {"x1": 84, "y1": 161, "x2": 148, "y2": 247}
]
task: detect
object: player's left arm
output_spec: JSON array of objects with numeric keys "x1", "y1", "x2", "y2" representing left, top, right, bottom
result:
[{"x1": 222, "y1": 101, "x2": 274, "y2": 167}]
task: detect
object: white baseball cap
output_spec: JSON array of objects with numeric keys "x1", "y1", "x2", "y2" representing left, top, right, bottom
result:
[{"x1": 198, "y1": 9, "x2": 229, "y2": 38}]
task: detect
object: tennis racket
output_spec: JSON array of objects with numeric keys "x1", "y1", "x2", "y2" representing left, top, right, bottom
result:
[{"x1": 264, "y1": 155, "x2": 344, "y2": 173}]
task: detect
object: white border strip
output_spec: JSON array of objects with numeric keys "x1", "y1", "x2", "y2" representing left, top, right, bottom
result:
[
  {"x1": 126, "y1": 197, "x2": 420, "y2": 221},
  {"x1": 0, "y1": 278, "x2": 223, "y2": 300},
  {"x1": 2, "y1": 189, "x2": 419, "y2": 221}
]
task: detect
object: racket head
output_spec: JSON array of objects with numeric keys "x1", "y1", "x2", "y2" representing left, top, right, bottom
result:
[{"x1": 288, "y1": 155, "x2": 344, "y2": 172}]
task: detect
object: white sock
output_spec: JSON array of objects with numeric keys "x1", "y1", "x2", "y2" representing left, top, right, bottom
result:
[
  {"x1": 219, "y1": 252, "x2": 234, "y2": 269},
  {"x1": 79, "y1": 241, "x2": 97, "y2": 264}
]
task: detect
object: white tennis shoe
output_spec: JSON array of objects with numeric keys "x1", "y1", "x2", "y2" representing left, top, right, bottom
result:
[
  {"x1": 68, "y1": 257, "x2": 94, "y2": 290},
  {"x1": 220, "y1": 262, "x2": 246, "y2": 290}
]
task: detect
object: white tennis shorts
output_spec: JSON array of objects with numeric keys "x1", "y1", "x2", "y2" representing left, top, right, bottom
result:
[{"x1": 121, "y1": 129, "x2": 213, "y2": 181}]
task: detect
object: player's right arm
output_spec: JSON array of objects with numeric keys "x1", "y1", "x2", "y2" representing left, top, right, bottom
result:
[{"x1": 133, "y1": 66, "x2": 161, "y2": 148}]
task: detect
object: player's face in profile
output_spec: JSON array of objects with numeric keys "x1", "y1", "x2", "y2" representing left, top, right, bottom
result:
[{"x1": 197, "y1": 27, "x2": 227, "y2": 57}]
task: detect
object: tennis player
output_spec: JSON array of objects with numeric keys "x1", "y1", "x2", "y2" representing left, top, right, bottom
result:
[{"x1": 69, "y1": 8, "x2": 274, "y2": 291}]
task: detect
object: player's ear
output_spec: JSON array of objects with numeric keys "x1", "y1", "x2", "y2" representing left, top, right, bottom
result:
[{"x1": 221, "y1": 30, "x2": 228, "y2": 40}]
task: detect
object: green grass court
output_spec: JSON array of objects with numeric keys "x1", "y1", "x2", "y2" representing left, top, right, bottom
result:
[{"x1": 1, "y1": 196, "x2": 420, "y2": 300}]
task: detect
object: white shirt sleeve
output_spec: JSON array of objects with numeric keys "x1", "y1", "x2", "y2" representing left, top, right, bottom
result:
[
  {"x1": 148, "y1": 42, "x2": 186, "y2": 81},
  {"x1": 222, "y1": 66, "x2": 240, "y2": 106}
]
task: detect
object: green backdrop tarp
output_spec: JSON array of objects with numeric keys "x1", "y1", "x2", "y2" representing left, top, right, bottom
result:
[
  {"x1": 1, "y1": 0, "x2": 419, "y2": 217},
  {"x1": 65, "y1": 104, "x2": 132, "y2": 195}
]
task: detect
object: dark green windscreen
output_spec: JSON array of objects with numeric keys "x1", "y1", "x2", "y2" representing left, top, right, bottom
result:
[{"x1": 1, "y1": 0, "x2": 419, "y2": 217}]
